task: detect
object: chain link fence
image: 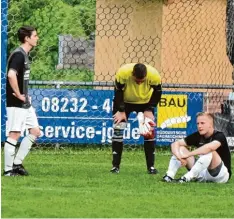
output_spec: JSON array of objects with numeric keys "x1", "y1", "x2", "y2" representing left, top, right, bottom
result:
[{"x1": 1, "y1": 0, "x2": 234, "y2": 148}]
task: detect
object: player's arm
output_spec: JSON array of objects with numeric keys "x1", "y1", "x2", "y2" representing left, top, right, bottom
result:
[
  {"x1": 145, "y1": 70, "x2": 162, "y2": 111},
  {"x1": 144, "y1": 72, "x2": 162, "y2": 123},
  {"x1": 7, "y1": 53, "x2": 26, "y2": 102},
  {"x1": 8, "y1": 70, "x2": 26, "y2": 102},
  {"x1": 113, "y1": 75, "x2": 127, "y2": 124},
  {"x1": 184, "y1": 141, "x2": 221, "y2": 158},
  {"x1": 146, "y1": 84, "x2": 162, "y2": 111},
  {"x1": 114, "y1": 80, "x2": 125, "y2": 112},
  {"x1": 8, "y1": 69, "x2": 21, "y2": 96}
]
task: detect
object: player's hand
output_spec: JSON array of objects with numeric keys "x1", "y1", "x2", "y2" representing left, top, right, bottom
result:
[
  {"x1": 13, "y1": 93, "x2": 26, "y2": 102},
  {"x1": 113, "y1": 111, "x2": 127, "y2": 124},
  {"x1": 142, "y1": 117, "x2": 156, "y2": 138},
  {"x1": 137, "y1": 112, "x2": 155, "y2": 137},
  {"x1": 179, "y1": 158, "x2": 187, "y2": 166},
  {"x1": 144, "y1": 117, "x2": 156, "y2": 131},
  {"x1": 137, "y1": 112, "x2": 147, "y2": 135},
  {"x1": 144, "y1": 110, "x2": 154, "y2": 120},
  {"x1": 174, "y1": 152, "x2": 188, "y2": 167}
]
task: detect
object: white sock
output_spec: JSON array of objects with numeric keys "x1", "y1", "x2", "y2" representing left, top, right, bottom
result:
[
  {"x1": 184, "y1": 152, "x2": 213, "y2": 181},
  {"x1": 166, "y1": 155, "x2": 182, "y2": 178},
  {"x1": 14, "y1": 134, "x2": 36, "y2": 165},
  {"x1": 4, "y1": 138, "x2": 17, "y2": 171}
]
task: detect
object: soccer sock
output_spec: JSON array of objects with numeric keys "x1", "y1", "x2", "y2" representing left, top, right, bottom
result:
[
  {"x1": 112, "y1": 141, "x2": 123, "y2": 168},
  {"x1": 184, "y1": 152, "x2": 213, "y2": 180},
  {"x1": 14, "y1": 134, "x2": 36, "y2": 165},
  {"x1": 144, "y1": 140, "x2": 155, "y2": 169},
  {"x1": 166, "y1": 155, "x2": 182, "y2": 178},
  {"x1": 4, "y1": 138, "x2": 17, "y2": 172}
]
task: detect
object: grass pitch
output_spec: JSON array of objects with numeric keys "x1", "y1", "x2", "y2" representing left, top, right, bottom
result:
[{"x1": 1, "y1": 148, "x2": 234, "y2": 218}]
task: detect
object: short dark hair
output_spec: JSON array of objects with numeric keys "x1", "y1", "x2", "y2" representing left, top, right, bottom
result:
[
  {"x1": 17, "y1": 26, "x2": 36, "y2": 43},
  {"x1": 133, "y1": 63, "x2": 147, "y2": 79}
]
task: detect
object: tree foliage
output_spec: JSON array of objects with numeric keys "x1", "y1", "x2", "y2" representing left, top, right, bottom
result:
[{"x1": 8, "y1": 0, "x2": 96, "y2": 81}]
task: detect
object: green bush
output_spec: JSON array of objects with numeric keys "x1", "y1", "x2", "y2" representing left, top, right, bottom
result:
[{"x1": 8, "y1": 0, "x2": 96, "y2": 81}]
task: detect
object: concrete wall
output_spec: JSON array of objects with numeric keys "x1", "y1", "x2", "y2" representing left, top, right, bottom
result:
[{"x1": 161, "y1": 0, "x2": 232, "y2": 85}]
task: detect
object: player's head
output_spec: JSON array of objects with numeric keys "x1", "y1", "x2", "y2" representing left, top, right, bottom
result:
[
  {"x1": 132, "y1": 63, "x2": 147, "y2": 84},
  {"x1": 17, "y1": 26, "x2": 39, "y2": 46},
  {"x1": 196, "y1": 112, "x2": 214, "y2": 137}
]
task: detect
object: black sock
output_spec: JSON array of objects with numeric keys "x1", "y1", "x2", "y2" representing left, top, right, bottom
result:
[
  {"x1": 112, "y1": 141, "x2": 123, "y2": 168},
  {"x1": 144, "y1": 140, "x2": 155, "y2": 169}
]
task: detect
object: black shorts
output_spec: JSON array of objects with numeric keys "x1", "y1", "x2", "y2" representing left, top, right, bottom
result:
[{"x1": 113, "y1": 102, "x2": 154, "y2": 119}]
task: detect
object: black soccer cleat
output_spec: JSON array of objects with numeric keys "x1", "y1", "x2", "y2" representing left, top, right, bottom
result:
[
  {"x1": 147, "y1": 167, "x2": 158, "y2": 174},
  {"x1": 3, "y1": 170, "x2": 19, "y2": 177},
  {"x1": 110, "y1": 167, "x2": 120, "y2": 173},
  {"x1": 13, "y1": 164, "x2": 29, "y2": 176},
  {"x1": 162, "y1": 174, "x2": 174, "y2": 182},
  {"x1": 178, "y1": 176, "x2": 188, "y2": 183}
]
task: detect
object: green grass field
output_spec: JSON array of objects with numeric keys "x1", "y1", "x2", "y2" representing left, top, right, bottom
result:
[{"x1": 2, "y1": 148, "x2": 234, "y2": 218}]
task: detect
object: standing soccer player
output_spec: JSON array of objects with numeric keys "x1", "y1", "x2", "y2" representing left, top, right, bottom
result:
[
  {"x1": 110, "y1": 63, "x2": 162, "y2": 174},
  {"x1": 3, "y1": 26, "x2": 41, "y2": 176},
  {"x1": 162, "y1": 112, "x2": 232, "y2": 183}
]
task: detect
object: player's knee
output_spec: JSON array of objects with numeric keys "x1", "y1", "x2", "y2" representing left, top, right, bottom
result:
[
  {"x1": 179, "y1": 146, "x2": 190, "y2": 156},
  {"x1": 201, "y1": 152, "x2": 213, "y2": 159},
  {"x1": 29, "y1": 127, "x2": 41, "y2": 138},
  {"x1": 202, "y1": 152, "x2": 213, "y2": 161},
  {"x1": 112, "y1": 122, "x2": 126, "y2": 142},
  {"x1": 8, "y1": 132, "x2": 21, "y2": 141},
  {"x1": 198, "y1": 152, "x2": 213, "y2": 169}
]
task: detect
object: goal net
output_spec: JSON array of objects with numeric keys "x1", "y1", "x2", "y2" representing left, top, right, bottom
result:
[{"x1": 1, "y1": 0, "x2": 234, "y2": 148}]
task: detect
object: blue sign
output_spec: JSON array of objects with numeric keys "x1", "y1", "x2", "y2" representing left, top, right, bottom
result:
[
  {"x1": 1, "y1": 0, "x2": 8, "y2": 139},
  {"x1": 2, "y1": 88, "x2": 204, "y2": 145}
]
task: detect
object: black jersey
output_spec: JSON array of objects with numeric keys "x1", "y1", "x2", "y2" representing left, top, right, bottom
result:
[
  {"x1": 185, "y1": 130, "x2": 232, "y2": 179},
  {"x1": 6, "y1": 47, "x2": 31, "y2": 108}
]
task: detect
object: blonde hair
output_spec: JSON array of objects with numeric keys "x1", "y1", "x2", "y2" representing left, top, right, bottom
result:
[{"x1": 196, "y1": 112, "x2": 214, "y2": 124}]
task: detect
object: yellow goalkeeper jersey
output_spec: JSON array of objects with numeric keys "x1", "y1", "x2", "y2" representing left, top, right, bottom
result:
[{"x1": 115, "y1": 63, "x2": 161, "y2": 104}]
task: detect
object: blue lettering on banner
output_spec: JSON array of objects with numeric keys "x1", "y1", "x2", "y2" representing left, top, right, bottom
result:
[{"x1": 2, "y1": 89, "x2": 203, "y2": 145}]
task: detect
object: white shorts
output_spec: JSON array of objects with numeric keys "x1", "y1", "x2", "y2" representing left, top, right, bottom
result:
[
  {"x1": 6, "y1": 106, "x2": 39, "y2": 135},
  {"x1": 197, "y1": 162, "x2": 230, "y2": 183}
]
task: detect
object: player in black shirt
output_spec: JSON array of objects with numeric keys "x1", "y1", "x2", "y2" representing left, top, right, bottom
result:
[
  {"x1": 3, "y1": 26, "x2": 41, "y2": 176},
  {"x1": 162, "y1": 112, "x2": 232, "y2": 183}
]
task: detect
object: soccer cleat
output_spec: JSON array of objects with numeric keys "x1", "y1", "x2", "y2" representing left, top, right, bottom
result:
[
  {"x1": 13, "y1": 164, "x2": 29, "y2": 176},
  {"x1": 178, "y1": 176, "x2": 188, "y2": 183},
  {"x1": 162, "y1": 174, "x2": 174, "y2": 182},
  {"x1": 3, "y1": 170, "x2": 19, "y2": 177},
  {"x1": 110, "y1": 167, "x2": 119, "y2": 173},
  {"x1": 147, "y1": 167, "x2": 158, "y2": 174}
]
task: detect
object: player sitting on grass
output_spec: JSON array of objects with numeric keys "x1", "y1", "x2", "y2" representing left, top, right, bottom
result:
[{"x1": 163, "y1": 112, "x2": 232, "y2": 183}]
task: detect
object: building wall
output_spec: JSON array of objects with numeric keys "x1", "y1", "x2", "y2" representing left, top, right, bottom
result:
[
  {"x1": 95, "y1": 0, "x2": 233, "y2": 85},
  {"x1": 95, "y1": 0, "x2": 162, "y2": 81}
]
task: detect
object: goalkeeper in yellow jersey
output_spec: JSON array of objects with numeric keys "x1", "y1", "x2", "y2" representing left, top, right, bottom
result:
[{"x1": 110, "y1": 63, "x2": 162, "y2": 174}]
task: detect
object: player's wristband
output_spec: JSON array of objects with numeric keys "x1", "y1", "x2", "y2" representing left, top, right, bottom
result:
[
  {"x1": 145, "y1": 105, "x2": 154, "y2": 112},
  {"x1": 118, "y1": 104, "x2": 125, "y2": 112}
]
